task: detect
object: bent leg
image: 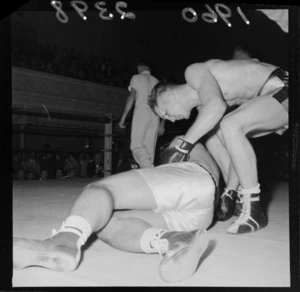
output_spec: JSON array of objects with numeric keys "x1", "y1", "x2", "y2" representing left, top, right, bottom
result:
[
  {"x1": 97, "y1": 209, "x2": 208, "y2": 283},
  {"x1": 206, "y1": 130, "x2": 241, "y2": 221},
  {"x1": 70, "y1": 170, "x2": 158, "y2": 232},
  {"x1": 220, "y1": 95, "x2": 288, "y2": 233},
  {"x1": 205, "y1": 130, "x2": 239, "y2": 190},
  {"x1": 97, "y1": 210, "x2": 168, "y2": 252},
  {"x1": 220, "y1": 95, "x2": 288, "y2": 189},
  {"x1": 13, "y1": 170, "x2": 158, "y2": 271}
]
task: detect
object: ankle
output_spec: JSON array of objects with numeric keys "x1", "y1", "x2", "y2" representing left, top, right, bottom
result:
[
  {"x1": 50, "y1": 232, "x2": 81, "y2": 249},
  {"x1": 54, "y1": 215, "x2": 92, "y2": 245},
  {"x1": 239, "y1": 184, "x2": 260, "y2": 195},
  {"x1": 140, "y1": 228, "x2": 166, "y2": 253}
]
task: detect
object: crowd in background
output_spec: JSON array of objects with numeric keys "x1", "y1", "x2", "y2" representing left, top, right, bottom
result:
[
  {"x1": 12, "y1": 151, "x2": 104, "y2": 181},
  {"x1": 11, "y1": 36, "x2": 132, "y2": 88},
  {"x1": 12, "y1": 139, "x2": 288, "y2": 183},
  {"x1": 12, "y1": 149, "x2": 140, "y2": 181},
  {"x1": 10, "y1": 32, "x2": 289, "y2": 183}
]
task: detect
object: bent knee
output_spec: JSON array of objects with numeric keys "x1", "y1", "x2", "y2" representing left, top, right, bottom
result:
[
  {"x1": 83, "y1": 180, "x2": 113, "y2": 197},
  {"x1": 205, "y1": 131, "x2": 225, "y2": 148},
  {"x1": 220, "y1": 116, "x2": 246, "y2": 137}
]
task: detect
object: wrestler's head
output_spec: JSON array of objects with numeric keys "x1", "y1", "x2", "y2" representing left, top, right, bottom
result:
[
  {"x1": 232, "y1": 44, "x2": 258, "y2": 60},
  {"x1": 149, "y1": 82, "x2": 190, "y2": 122}
]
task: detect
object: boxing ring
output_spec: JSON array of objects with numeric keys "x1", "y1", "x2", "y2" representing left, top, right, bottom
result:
[
  {"x1": 11, "y1": 9, "x2": 293, "y2": 285},
  {"x1": 12, "y1": 107, "x2": 114, "y2": 177},
  {"x1": 13, "y1": 179, "x2": 290, "y2": 287}
]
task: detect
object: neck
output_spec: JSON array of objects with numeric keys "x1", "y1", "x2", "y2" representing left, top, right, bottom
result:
[{"x1": 178, "y1": 84, "x2": 198, "y2": 110}]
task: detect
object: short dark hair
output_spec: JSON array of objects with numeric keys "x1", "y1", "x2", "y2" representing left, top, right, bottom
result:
[
  {"x1": 148, "y1": 81, "x2": 176, "y2": 110},
  {"x1": 137, "y1": 59, "x2": 150, "y2": 68},
  {"x1": 234, "y1": 44, "x2": 259, "y2": 58}
]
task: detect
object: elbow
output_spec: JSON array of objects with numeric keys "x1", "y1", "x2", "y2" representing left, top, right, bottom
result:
[{"x1": 212, "y1": 100, "x2": 227, "y2": 119}]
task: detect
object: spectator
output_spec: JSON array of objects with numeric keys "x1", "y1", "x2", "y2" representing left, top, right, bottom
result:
[
  {"x1": 11, "y1": 34, "x2": 131, "y2": 88},
  {"x1": 78, "y1": 153, "x2": 89, "y2": 178},
  {"x1": 115, "y1": 151, "x2": 139, "y2": 174},
  {"x1": 50, "y1": 153, "x2": 65, "y2": 178},
  {"x1": 39, "y1": 169, "x2": 48, "y2": 180},
  {"x1": 23, "y1": 152, "x2": 40, "y2": 179},
  {"x1": 55, "y1": 169, "x2": 64, "y2": 179},
  {"x1": 12, "y1": 152, "x2": 23, "y2": 179},
  {"x1": 64, "y1": 153, "x2": 80, "y2": 178},
  {"x1": 37, "y1": 153, "x2": 49, "y2": 175},
  {"x1": 16, "y1": 169, "x2": 25, "y2": 181},
  {"x1": 87, "y1": 152, "x2": 104, "y2": 178},
  {"x1": 26, "y1": 170, "x2": 36, "y2": 180}
]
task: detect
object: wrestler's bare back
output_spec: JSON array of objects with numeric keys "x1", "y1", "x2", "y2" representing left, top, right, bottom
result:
[{"x1": 186, "y1": 59, "x2": 277, "y2": 107}]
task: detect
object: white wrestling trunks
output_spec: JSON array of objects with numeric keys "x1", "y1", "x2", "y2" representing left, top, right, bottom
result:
[{"x1": 136, "y1": 162, "x2": 216, "y2": 231}]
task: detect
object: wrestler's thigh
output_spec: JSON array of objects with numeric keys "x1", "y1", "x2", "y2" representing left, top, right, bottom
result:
[
  {"x1": 91, "y1": 170, "x2": 157, "y2": 210},
  {"x1": 224, "y1": 95, "x2": 288, "y2": 134},
  {"x1": 112, "y1": 210, "x2": 168, "y2": 230}
]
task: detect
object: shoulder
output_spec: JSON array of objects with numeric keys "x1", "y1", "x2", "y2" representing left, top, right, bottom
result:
[
  {"x1": 184, "y1": 62, "x2": 207, "y2": 78},
  {"x1": 185, "y1": 59, "x2": 222, "y2": 76},
  {"x1": 130, "y1": 74, "x2": 140, "y2": 80},
  {"x1": 184, "y1": 60, "x2": 224, "y2": 91},
  {"x1": 152, "y1": 76, "x2": 159, "y2": 85},
  {"x1": 184, "y1": 60, "x2": 223, "y2": 82},
  {"x1": 129, "y1": 74, "x2": 141, "y2": 85},
  {"x1": 151, "y1": 74, "x2": 159, "y2": 81}
]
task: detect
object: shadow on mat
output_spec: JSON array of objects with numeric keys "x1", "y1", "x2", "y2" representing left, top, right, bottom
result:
[{"x1": 196, "y1": 239, "x2": 216, "y2": 271}]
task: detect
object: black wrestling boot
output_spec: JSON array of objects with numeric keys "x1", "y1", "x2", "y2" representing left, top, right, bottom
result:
[
  {"x1": 233, "y1": 192, "x2": 242, "y2": 216},
  {"x1": 227, "y1": 193, "x2": 268, "y2": 234},
  {"x1": 215, "y1": 189, "x2": 238, "y2": 221}
]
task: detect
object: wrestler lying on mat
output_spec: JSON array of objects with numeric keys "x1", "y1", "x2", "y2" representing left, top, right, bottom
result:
[{"x1": 13, "y1": 136, "x2": 219, "y2": 283}]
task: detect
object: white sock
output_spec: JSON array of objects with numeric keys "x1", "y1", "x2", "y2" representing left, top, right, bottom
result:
[
  {"x1": 53, "y1": 215, "x2": 92, "y2": 245},
  {"x1": 140, "y1": 228, "x2": 166, "y2": 253},
  {"x1": 239, "y1": 184, "x2": 261, "y2": 196}
]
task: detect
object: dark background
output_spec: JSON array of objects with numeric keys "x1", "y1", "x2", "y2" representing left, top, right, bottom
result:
[
  {"x1": 0, "y1": 1, "x2": 299, "y2": 290},
  {"x1": 11, "y1": 1, "x2": 289, "y2": 79},
  {"x1": 9, "y1": 1, "x2": 290, "y2": 161}
]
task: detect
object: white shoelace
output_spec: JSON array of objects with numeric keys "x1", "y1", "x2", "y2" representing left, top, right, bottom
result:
[
  {"x1": 235, "y1": 195, "x2": 259, "y2": 225},
  {"x1": 153, "y1": 239, "x2": 169, "y2": 259},
  {"x1": 220, "y1": 190, "x2": 234, "y2": 211},
  {"x1": 236, "y1": 192, "x2": 242, "y2": 203},
  {"x1": 221, "y1": 190, "x2": 233, "y2": 199}
]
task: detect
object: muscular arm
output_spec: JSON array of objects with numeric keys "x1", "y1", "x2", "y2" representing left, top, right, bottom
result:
[
  {"x1": 118, "y1": 89, "x2": 137, "y2": 128},
  {"x1": 183, "y1": 63, "x2": 227, "y2": 144}
]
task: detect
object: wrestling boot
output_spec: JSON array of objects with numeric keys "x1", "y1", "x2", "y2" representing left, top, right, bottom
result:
[
  {"x1": 233, "y1": 192, "x2": 243, "y2": 216},
  {"x1": 215, "y1": 189, "x2": 238, "y2": 221},
  {"x1": 13, "y1": 230, "x2": 83, "y2": 271},
  {"x1": 227, "y1": 193, "x2": 268, "y2": 234},
  {"x1": 155, "y1": 229, "x2": 208, "y2": 283}
]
